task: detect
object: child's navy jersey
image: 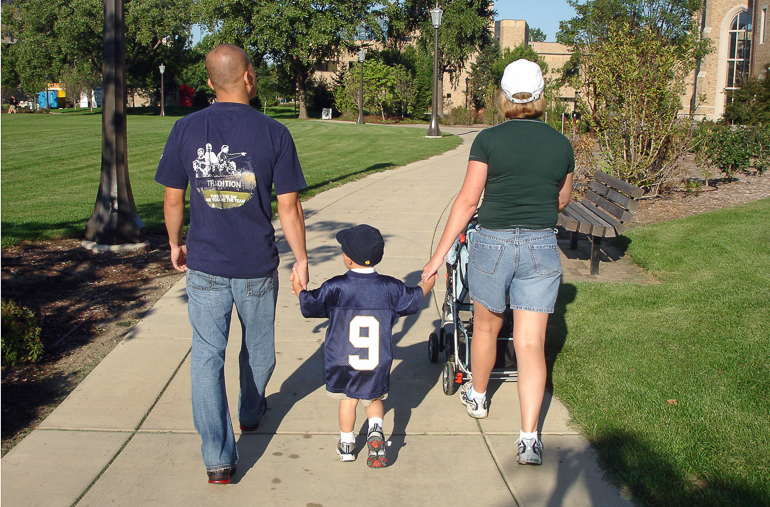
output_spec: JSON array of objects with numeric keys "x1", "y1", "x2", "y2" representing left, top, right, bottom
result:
[{"x1": 299, "y1": 271, "x2": 424, "y2": 400}]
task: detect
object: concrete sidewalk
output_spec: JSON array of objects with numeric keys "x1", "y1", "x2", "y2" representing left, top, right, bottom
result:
[{"x1": 2, "y1": 126, "x2": 634, "y2": 507}]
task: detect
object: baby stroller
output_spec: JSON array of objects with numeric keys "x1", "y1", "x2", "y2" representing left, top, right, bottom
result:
[{"x1": 428, "y1": 213, "x2": 518, "y2": 395}]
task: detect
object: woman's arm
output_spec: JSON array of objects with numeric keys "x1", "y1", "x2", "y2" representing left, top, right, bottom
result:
[
  {"x1": 557, "y1": 172, "x2": 574, "y2": 212},
  {"x1": 421, "y1": 160, "x2": 488, "y2": 281}
]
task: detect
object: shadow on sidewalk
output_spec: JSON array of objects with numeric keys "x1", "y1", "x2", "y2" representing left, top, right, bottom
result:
[{"x1": 380, "y1": 270, "x2": 443, "y2": 465}]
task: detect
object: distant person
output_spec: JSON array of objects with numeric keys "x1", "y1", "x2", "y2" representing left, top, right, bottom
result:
[
  {"x1": 8, "y1": 96, "x2": 17, "y2": 114},
  {"x1": 155, "y1": 44, "x2": 309, "y2": 485},
  {"x1": 422, "y1": 59, "x2": 574, "y2": 466},
  {"x1": 291, "y1": 225, "x2": 436, "y2": 467}
]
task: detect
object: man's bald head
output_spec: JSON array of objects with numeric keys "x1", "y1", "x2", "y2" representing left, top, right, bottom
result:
[{"x1": 205, "y1": 44, "x2": 253, "y2": 93}]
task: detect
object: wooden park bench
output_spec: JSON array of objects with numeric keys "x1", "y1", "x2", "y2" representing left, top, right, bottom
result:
[{"x1": 558, "y1": 171, "x2": 644, "y2": 275}]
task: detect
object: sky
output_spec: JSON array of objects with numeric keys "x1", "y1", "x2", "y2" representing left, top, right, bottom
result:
[{"x1": 493, "y1": 0, "x2": 577, "y2": 42}]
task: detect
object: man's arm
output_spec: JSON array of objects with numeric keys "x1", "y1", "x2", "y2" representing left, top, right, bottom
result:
[
  {"x1": 277, "y1": 191, "x2": 309, "y2": 292},
  {"x1": 163, "y1": 187, "x2": 187, "y2": 272}
]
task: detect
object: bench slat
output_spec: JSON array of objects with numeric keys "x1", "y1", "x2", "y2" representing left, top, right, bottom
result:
[
  {"x1": 560, "y1": 206, "x2": 592, "y2": 234},
  {"x1": 586, "y1": 191, "x2": 634, "y2": 223},
  {"x1": 589, "y1": 181, "x2": 639, "y2": 211},
  {"x1": 564, "y1": 203, "x2": 610, "y2": 237},
  {"x1": 593, "y1": 171, "x2": 644, "y2": 199},
  {"x1": 570, "y1": 202, "x2": 616, "y2": 237},
  {"x1": 580, "y1": 199, "x2": 627, "y2": 234},
  {"x1": 557, "y1": 211, "x2": 580, "y2": 232}
]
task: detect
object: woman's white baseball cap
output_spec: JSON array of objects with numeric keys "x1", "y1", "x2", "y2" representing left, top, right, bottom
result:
[{"x1": 501, "y1": 59, "x2": 544, "y2": 104}]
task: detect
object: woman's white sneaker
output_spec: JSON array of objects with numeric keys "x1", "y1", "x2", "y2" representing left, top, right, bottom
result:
[{"x1": 459, "y1": 383, "x2": 489, "y2": 419}]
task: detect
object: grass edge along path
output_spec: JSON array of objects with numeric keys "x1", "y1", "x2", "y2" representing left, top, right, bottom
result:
[
  {"x1": 1, "y1": 112, "x2": 460, "y2": 247},
  {"x1": 548, "y1": 198, "x2": 770, "y2": 507}
]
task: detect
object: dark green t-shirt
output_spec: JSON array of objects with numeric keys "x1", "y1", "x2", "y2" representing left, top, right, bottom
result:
[{"x1": 469, "y1": 119, "x2": 575, "y2": 230}]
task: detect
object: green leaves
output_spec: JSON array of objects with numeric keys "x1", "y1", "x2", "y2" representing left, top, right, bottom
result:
[{"x1": 557, "y1": 0, "x2": 709, "y2": 192}]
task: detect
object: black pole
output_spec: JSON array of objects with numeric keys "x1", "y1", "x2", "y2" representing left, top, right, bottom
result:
[
  {"x1": 84, "y1": 0, "x2": 146, "y2": 245},
  {"x1": 357, "y1": 60, "x2": 365, "y2": 124},
  {"x1": 426, "y1": 26, "x2": 441, "y2": 137}
]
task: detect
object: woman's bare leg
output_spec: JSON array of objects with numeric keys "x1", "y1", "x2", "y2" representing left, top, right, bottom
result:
[
  {"x1": 470, "y1": 301, "x2": 504, "y2": 393},
  {"x1": 512, "y1": 309, "x2": 549, "y2": 433}
]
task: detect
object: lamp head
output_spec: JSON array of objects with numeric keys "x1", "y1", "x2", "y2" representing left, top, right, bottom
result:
[
  {"x1": 358, "y1": 49, "x2": 366, "y2": 63},
  {"x1": 159, "y1": 64, "x2": 165, "y2": 74},
  {"x1": 430, "y1": 5, "x2": 443, "y2": 28}
]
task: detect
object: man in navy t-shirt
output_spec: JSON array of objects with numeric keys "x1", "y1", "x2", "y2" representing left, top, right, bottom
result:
[{"x1": 155, "y1": 44, "x2": 308, "y2": 485}]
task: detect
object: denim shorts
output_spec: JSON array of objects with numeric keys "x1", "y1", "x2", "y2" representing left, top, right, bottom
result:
[{"x1": 468, "y1": 227, "x2": 562, "y2": 314}]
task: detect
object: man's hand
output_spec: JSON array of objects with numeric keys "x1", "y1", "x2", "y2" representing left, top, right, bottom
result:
[
  {"x1": 290, "y1": 265, "x2": 305, "y2": 297},
  {"x1": 170, "y1": 244, "x2": 188, "y2": 272},
  {"x1": 290, "y1": 260, "x2": 309, "y2": 294}
]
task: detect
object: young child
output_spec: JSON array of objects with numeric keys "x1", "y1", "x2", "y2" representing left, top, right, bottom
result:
[{"x1": 291, "y1": 224, "x2": 436, "y2": 468}]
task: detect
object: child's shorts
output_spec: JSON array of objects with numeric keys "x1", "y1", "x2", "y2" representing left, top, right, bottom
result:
[{"x1": 327, "y1": 392, "x2": 388, "y2": 406}]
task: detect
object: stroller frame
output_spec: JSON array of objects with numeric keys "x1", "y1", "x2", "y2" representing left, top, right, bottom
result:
[{"x1": 428, "y1": 215, "x2": 518, "y2": 395}]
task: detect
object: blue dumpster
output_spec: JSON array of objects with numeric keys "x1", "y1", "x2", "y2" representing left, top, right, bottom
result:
[{"x1": 37, "y1": 91, "x2": 59, "y2": 109}]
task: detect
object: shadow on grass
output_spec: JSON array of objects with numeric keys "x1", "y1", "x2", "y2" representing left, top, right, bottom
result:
[
  {"x1": 593, "y1": 428, "x2": 770, "y2": 506},
  {"x1": 1, "y1": 201, "x2": 171, "y2": 247},
  {"x1": 299, "y1": 162, "x2": 397, "y2": 199}
]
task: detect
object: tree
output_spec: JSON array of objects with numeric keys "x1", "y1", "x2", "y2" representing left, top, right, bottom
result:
[
  {"x1": 529, "y1": 27, "x2": 547, "y2": 42},
  {"x1": 2, "y1": 0, "x2": 193, "y2": 102},
  {"x1": 393, "y1": 0, "x2": 494, "y2": 115},
  {"x1": 557, "y1": 0, "x2": 710, "y2": 192},
  {"x1": 196, "y1": 0, "x2": 383, "y2": 119}
]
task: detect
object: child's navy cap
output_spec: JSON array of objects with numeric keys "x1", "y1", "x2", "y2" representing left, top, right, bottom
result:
[{"x1": 336, "y1": 224, "x2": 384, "y2": 267}]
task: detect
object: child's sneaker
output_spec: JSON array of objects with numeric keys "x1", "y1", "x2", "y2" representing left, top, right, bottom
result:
[
  {"x1": 336, "y1": 441, "x2": 356, "y2": 462},
  {"x1": 459, "y1": 383, "x2": 488, "y2": 418},
  {"x1": 516, "y1": 437, "x2": 543, "y2": 465},
  {"x1": 366, "y1": 425, "x2": 387, "y2": 468}
]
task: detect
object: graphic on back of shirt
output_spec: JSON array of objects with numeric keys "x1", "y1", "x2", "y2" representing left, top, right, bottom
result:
[{"x1": 192, "y1": 143, "x2": 256, "y2": 209}]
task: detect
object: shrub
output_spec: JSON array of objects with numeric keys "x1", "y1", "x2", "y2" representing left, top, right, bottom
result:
[
  {"x1": 445, "y1": 107, "x2": 474, "y2": 125},
  {"x1": 694, "y1": 122, "x2": 769, "y2": 179},
  {"x1": 1, "y1": 299, "x2": 43, "y2": 367}
]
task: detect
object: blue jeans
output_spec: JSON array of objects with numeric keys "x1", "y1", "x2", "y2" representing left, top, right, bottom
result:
[{"x1": 186, "y1": 268, "x2": 278, "y2": 471}]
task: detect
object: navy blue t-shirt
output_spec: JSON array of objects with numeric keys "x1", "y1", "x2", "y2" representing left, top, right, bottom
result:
[
  {"x1": 299, "y1": 271, "x2": 424, "y2": 400},
  {"x1": 154, "y1": 102, "x2": 306, "y2": 278}
]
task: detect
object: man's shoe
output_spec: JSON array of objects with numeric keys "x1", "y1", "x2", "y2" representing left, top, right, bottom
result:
[
  {"x1": 337, "y1": 441, "x2": 356, "y2": 462},
  {"x1": 459, "y1": 383, "x2": 488, "y2": 419},
  {"x1": 239, "y1": 422, "x2": 259, "y2": 432},
  {"x1": 517, "y1": 437, "x2": 543, "y2": 465},
  {"x1": 366, "y1": 425, "x2": 387, "y2": 468},
  {"x1": 207, "y1": 467, "x2": 236, "y2": 484},
  {"x1": 240, "y1": 400, "x2": 267, "y2": 432}
]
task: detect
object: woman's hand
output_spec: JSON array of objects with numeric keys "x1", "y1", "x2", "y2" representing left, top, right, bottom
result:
[{"x1": 422, "y1": 255, "x2": 444, "y2": 283}]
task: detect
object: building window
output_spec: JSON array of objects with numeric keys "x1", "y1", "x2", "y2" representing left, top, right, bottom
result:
[
  {"x1": 726, "y1": 10, "x2": 752, "y2": 103},
  {"x1": 762, "y1": 8, "x2": 767, "y2": 44}
]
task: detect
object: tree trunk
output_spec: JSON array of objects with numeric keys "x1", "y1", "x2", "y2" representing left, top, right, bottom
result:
[{"x1": 297, "y1": 74, "x2": 308, "y2": 119}]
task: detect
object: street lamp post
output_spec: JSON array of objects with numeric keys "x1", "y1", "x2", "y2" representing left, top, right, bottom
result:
[
  {"x1": 159, "y1": 64, "x2": 165, "y2": 116},
  {"x1": 357, "y1": 50, "x2": 366, "y2": 125},
  {"x1": 426, "y1": 5, "x2": 443, "y2": 138},
  {"x1": 465, "y1": 76, "x2": 470, "y2": 110}
]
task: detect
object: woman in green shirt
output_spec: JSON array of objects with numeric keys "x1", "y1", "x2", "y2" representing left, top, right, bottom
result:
[{"x1": 422, "y1": 59, "x2": 574, "y2": 466}]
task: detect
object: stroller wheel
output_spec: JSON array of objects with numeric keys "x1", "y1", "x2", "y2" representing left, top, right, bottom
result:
[
  {"x1": 443, "y1": 330, "x2": 455, "y2": 361},
  {"x1": 442, "y1": 361, "x2": 457, "y2": 396},
  {"x1": 428, "y1": 333, "x2": 439, "y2": 363}
]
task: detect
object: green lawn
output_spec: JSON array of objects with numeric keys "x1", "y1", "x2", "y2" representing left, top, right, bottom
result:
[
  {"x1": 1, "y1": 109, "x2": 459, "y2": 247},
  {"x1": 549, "y1": 198, "x2": 770, "y2": 506}
]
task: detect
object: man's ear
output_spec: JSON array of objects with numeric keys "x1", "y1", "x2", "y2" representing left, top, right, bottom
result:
[
  {"x1": 207, "y1": 78, "x2": 214, "y2": 91},
  {"x1": 244, "y1": 69, "x2": 255, "y2": 89}
]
